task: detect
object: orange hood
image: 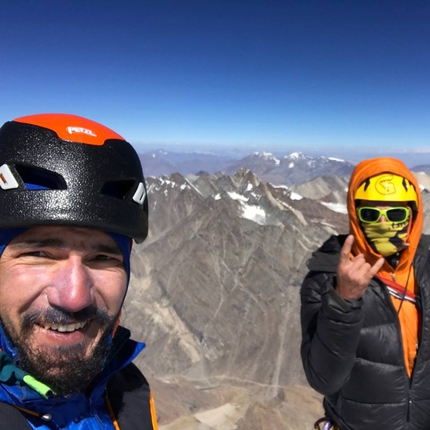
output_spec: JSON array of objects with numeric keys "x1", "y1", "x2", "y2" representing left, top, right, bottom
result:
[{"x1": 347, "y1": 157, "x2": 423, "y2": 279}]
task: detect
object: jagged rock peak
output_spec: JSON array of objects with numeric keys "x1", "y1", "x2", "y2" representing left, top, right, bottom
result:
[
  {"x1": 233, "y1": 168, "x2": 261, "y2": 186},
  {"x1": 147, "y1": 173, "x2": 192, "y2": 193}
]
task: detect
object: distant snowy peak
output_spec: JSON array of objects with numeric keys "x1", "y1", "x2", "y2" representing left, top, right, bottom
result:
[
  {"x1": 279, "y1": 153, "x2": 352, "y2": 174},
  {"x1": 224, "y1": 152, "x2": 355, "y2": 186},
  {"x1": 142, "y1": 149, "x2": 355, "y2": 186},
  {"x1": 148, "y1": 149, "x2": 169, "y2": 157},
  {"x1": 251, "y1": 152, "x2": 281, "y2": 165},
  {"x1": 285, "y1": 152, "x2": 307, "y2": 160},
  {"x1": 282, "y1": 152, "x2": 346, "y2": 164},
  {"x1": 327, "y1": 157, "x2": 345, "y2": 163},
  {"x1": 282, "y1": 152, "x2": 320, "y2": 166}
]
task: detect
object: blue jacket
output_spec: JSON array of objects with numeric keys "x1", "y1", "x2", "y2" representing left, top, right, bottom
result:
[{"x1": 0, "y1": 326, "x2": 158, "y2": 429}]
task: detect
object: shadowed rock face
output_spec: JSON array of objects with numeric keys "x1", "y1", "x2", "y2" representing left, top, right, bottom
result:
[{"x1": 122, "y1": 169, "x2": 430, "y2": 429}]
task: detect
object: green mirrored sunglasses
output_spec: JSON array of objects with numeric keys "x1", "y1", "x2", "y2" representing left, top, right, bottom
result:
[{"x1": 357, "y1": 206, "x2": 410, "y2": 224}]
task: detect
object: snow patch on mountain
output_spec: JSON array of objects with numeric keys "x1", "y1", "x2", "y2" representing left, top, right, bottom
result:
[
  {"x1": 288, "y1": 152, "x2": 303, "y2": 159},
  {"x1": 252, "y1": 152, "x2": 280, "y2": 165},
  {"x1": 321, "y1": 202, "x2": 348, "y2": 214},
  {"x1": 241, "y1": 204, "x2": 266, "y2": 225},
  {"x1": 158, "y1": 178, "x2": 175, "y2": 187},
  {"x1": 290, "y1": 192, "x2": 303, "y2": 201},
  {"x1": 228, "y1": 192, "x2": 249, "y2": 202}
]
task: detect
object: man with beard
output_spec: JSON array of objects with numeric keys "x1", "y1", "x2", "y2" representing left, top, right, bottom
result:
[
  {"x1": 0, "y1": 114, "x2": 158, "y2": 429},
  {"x1": 301, "y1": 157, "x2": 430, "y2": 430}
]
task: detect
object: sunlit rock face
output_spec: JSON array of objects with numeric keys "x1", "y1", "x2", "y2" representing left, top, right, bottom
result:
[{"x1": 123, "y1": 167, "x2": 430, "y2": 429}]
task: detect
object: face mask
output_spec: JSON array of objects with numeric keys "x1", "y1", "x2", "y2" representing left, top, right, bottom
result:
[{"x1": 361, "y1": 220, "x2": 410, "y2": 256}]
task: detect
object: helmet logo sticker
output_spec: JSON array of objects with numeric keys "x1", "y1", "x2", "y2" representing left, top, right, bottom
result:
[
  {"x1": 375, "y1": 174, "x2": 397, "y2": 196},
  {"x1": 132, "y1": 182, "x2": 146, "y2": 205},
  {"x1": 67, "y1": 126, "x2": 97, "y2": 137},
  {"x1": 0, "y1": 164, "x2": 19, "y2": 190}
]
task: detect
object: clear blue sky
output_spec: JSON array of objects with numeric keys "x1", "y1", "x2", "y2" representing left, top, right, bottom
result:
[{"x1": 2, "y1": 0, "x2": 430, "y2": 159}]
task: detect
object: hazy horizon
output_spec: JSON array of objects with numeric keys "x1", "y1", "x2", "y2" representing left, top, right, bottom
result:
[{"x1": 136, "y1": 142, "x2": 430, "y2": 168}]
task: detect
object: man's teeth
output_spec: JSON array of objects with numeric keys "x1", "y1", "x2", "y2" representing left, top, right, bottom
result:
[{"x1": 43, "y1": 321, "x2": 87, "y2": 332}]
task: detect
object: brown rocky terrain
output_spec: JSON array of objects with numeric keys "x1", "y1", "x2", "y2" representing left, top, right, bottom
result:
[{"x1": 121, "y1": 169, "x2": 429, "y2": 429}]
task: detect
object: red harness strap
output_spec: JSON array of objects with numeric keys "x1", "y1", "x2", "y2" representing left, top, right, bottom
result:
[{"x1": 376, "y1": 274, "x2": 416, "y2": 304}]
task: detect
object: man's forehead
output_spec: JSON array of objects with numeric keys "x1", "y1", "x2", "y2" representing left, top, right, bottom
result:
[{"x1": 8, "y1": 226, "x2": 118, "y2": 249}]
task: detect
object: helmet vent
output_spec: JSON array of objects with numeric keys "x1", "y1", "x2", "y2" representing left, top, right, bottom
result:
[
  {"x1": 15, "y1": 164, "x2": 66, "y2": 190},
  {"x1": 101, "y1": 180, "x2": 136, "y2": 200},
  {"x1": 362, "y1": 178, "x2": 370, "y2": 191}
]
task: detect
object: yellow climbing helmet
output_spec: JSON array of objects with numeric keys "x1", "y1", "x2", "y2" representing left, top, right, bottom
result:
[{"x1": 355, "y1": 173, "x2": 418, "y2": 205}]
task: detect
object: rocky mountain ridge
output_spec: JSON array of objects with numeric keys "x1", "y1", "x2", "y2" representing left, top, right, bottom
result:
[{"x1": 122, "y1": 168, "x2": 430, "y2": 429}]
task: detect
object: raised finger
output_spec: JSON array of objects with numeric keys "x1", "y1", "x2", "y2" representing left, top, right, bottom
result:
[
  {"x1": 369, "y1": 257, "x2": 385, "y2": 277},
  {"x1": 339, "y1": 234, "x2": 355, "y2": 263}
]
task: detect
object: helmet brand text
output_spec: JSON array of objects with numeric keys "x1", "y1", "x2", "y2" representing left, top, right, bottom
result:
[{"x1": 67, "y1": 126, "x2": 97, "y2": 137}]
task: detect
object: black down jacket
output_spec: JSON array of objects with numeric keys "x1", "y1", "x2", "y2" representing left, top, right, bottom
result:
[{"x1": 301, "y1": 234, "x2": 430, "y2": 430}]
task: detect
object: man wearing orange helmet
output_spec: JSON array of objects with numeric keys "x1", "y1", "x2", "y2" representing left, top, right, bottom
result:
[
  {"x1": 301, "y1": 157, "x2": 430, "y2": 429},
  {"x1": 0, "y1": 114, "x2": 158, "y2": 429}
]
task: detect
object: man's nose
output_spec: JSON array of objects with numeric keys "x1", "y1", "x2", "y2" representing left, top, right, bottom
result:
[
  {"x1": 380, "y1": 214, "x2": 387, "y2": 222},
  {"x1": 47, "y1": 256, "x2": 94, "y2": 313}
]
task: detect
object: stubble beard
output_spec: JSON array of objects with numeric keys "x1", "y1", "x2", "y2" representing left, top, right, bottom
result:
[{"x1": 0, "y1": 306, "x2": 117, "y2": 396}]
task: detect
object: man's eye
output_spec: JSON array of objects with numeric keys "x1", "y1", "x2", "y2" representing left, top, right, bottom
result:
[
  {"x1": 95, "y1": 254, "x2": 112, "y2": 261},
  {"x1": 22, "y1": 251, "x2": 46, "y2": 258},
  {"x1": 94, "y1": 254, "x2": 122, "y2": 263}
]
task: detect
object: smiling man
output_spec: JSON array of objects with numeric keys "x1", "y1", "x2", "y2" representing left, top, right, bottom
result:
[{"x1": 0, "y1": 114, "x2": 158, "y2": 429}]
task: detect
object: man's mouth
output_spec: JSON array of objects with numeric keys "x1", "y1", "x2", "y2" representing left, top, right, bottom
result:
[{"x1": 41, "y1": 321, "x2": 88, "y2": 333}]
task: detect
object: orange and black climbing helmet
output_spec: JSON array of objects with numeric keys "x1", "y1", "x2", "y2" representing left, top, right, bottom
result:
[{"x1": 0, "y1": 113, "x2": 148, "y2": 243}]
